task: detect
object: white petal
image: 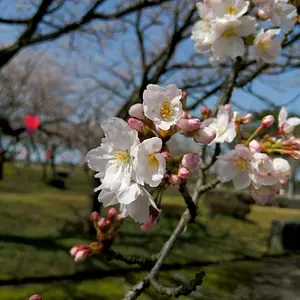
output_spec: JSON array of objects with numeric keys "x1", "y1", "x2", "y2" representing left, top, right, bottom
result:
[
  {"x1": 233, "y1": 171, "x2": 251, "y2": 190},
  {"x1": 287, "y1": 117, "x2": 300, "y2": 128},
  {"x1": 217, "y1": 106, "x2": 229, "y2": 127},
  {"x1": 278, "y1": 107, "x2": 288, "y2": 125},
  {"x1": 216, "y1": 159, "x2": 238, "y2": 182},
  {"x1": 141, "y1": 137, "x2": 162, "y2": 154},
  {"x1": 117, "y1": 183, "x2": 141, "y2": 205},
  {"x1": 98, "y1": 190, "x2": 118, "y2": 206},
  {"x1": 237, "y1": 16, "x2": 256, "y2": 37},
  {"x1": 224, "y1": 122, "x2": 237, "y2": 143}
]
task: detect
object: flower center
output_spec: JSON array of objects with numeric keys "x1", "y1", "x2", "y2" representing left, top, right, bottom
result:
[
  {"x1": 203, "y1": 20, "x2": 211, "y2": 31},
  {"x1": 223, "y1": 28, "x2": 236, "y2": 37},
  {"x1": 236, "y1": 159, "x2": 246, "y2": 170},
  {"x1": 257, "y1": 40, "x2": 272, "y2": 50},
  {"x1": 114, "y1": 151, "x2": 130, "y2": 165},
  {"x1": 226, "y1": 6, "x2": 237, "y2": 15},
  {"x1": 148, "y1": 153, "x2": 159, "y2": 171},
  {"x1": 160, "y1": 97, "x2": 174, "y2": 120}
]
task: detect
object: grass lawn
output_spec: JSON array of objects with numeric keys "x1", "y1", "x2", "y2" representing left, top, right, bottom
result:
[{"x1": 0, "y1": 162, "x2": 300, "y2": 300}]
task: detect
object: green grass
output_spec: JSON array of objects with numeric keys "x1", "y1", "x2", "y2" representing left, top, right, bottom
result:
[{"x1": 0, "y1": 162, "x2": 300, "y2": 299}]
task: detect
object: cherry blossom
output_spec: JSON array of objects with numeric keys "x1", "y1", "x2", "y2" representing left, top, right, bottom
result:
[
  {"x1": 209, "y1": 15, "x2": 256, "y2": 63},
  {"x1": 143, "y1": 84, "x2": 183, "y2": 130},
  {"x1": 269, "y1": 0, "x2": 297, "y2": 32},
  {"x1": 86, "y1": 117, "x2": 140, "y2": 192},
  {"x1": 251, "y1": 181, "x2": 281, "y2": 204},
  {"x1": 253, "y1": 29, "x2": 282, "y2": 63},
  {"x1": 216, "y1": 144, "x2": 253, "y2": 190},
  {"x1": 191, "y1": 2, "x2": 215, "y2": 54},
  {"x1": 278, "y1": 107, "x2": 300, "y2": 136},
  {"x1": 205, "y1": 105, "x2": 236, "y2": 144},
  {"x1": 210, "y1": 0, "x2": 250, "y2": 19}
]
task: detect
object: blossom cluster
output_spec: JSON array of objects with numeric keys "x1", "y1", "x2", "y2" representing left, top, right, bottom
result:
[
  {"x1": 191, "y1": 0, "x2": 297, "y2": 64},
  {"x1": 70, "y1": 208, "x2": 123, "y2": 262},
  {"x1": 216, "y1": 106, "x2": 300, "y2": 203},
  {"x1": 86, "y1": 81, "x2": 300, "y2": 227},
  {"x1": 86, "y1": 84, "x2": 217, "y2": 226}
]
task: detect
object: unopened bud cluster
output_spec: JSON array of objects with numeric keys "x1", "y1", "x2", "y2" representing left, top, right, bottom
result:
[{"x1": 70, "y1": 208, "x2": 123, "y2": 262}]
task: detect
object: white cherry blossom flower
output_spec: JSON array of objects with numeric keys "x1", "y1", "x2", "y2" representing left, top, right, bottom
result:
[
  {"x1": 136, "y1": 137, "x2": 166, "y2": 187},
  {"x1": 253, "y1": 29, "x2": 282, "y2": 63},
  {"x1": 143, "y1": 84, "x2": 183, "y2": 130},
  {"x1": 278, "y1": 107, "x2": 300, "y2": 136},
  {"x1": 98, "y1": 183, "x2": 158, "y2": 223},
  {"x1": 270, "y1": 0, "x2": 297, "y2": 32},
  {"x1": 191, "y1": 3, "x2": 215, "y2": 54},
  {"x1": 210, "y1": 15, "x2": 256, "y2": 62},
  {"x1": 205, "y1": 105, "x2": 236, "y2": 144},
  {"x1": 211, "y1": 0, "x2": 250, "y2": 18},
  {"x1": 216, "y1": 144, "x2": 253, "y2": 190},
  {"x1": 250, "y1": 152, "x2": 278, "y2": 186},
  {"x1": 251, "y1": 181, "x2": 281, "y2": 204},
  {"x1": 86, "y1": 117, "x2": 140, "y2": 193}
]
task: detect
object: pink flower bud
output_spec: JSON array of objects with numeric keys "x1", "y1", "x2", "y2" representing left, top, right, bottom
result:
[
  {"x1": 194, "y1": 126, "x2": 216, "y2": 144},
  {"x1": 128, "y1": 103, "x2": 145, "y2": 120},
  {"x1": 98, "y1": 218, "x2": 106, "y2": 230},
  {"x1": 241, "y1": 113, "x2": 252, "y2": 124},
  {"x1": 182, "y1": 153, "x2": 200, "y2": 171},
  {"x1": 74, "y1": 249, "x2": 89, "y2": 262},
  {"x1": 176, "y1": 118, "x2": 201, "y2": 133},
  {"x1": 168, "y1": 174, "x2": 182, "y2": 185},
  {"x1": 128, "y1": 118, "x2": 144, "y2": 132},
  {"x1": 108, "y1": 207, "x2": 117, "y2": 221},
  {"x1": 70, "y1": 245, "x2": 85, "y2": 257},
  {"x1": 224, "y1": 104, "x2": 231, "y2": 112},
  {"x1": 261, "y1": 115, "x2": 274, "y2": 128},
  {"x1": 249, "y1": 139, "x2": 261, "y2": 153},
  {"x1": 161, "y1": 151, "x2": 170, "y2": 160},
  {"x1": 201, "y1": 106, "x2": 210, "y2": 115},
  {"x1": 178, "y1": 167, "x2": 191, "y2": 179},
  {"x1": 29, "y1": 295, "x2": 42, "y2": 300},
  {"x1": 257, "y1": 6, "x2": 272, "y2": 20},
  {"x1": 90, "y1": 211, "x2": 99, "y2": 222}
]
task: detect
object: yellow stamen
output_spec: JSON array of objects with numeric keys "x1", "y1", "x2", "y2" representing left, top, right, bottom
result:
[
  {"x1": 226, "y1": 6, "x2": 237, "y2": 15},
  {"x1": 236, "y1": 159, "x2": 246, "y2": 170},
  {"x1": 114, "y1": 151, "x2": 130, "y2": 164},
  {"x1": 149, "y1": 154, "x2": 159, "y2": 171},
  {"x1": 160, "y1": 97, "x2": 174, "y2": 120},
  {"x1": 257, "y1": 40, "x2": 272, "y2": 50},
  {"x1": 203, "y1": 20, "x2": 211, "y2": 31},
  {"x1": 223, "y1": 28, "x2": 236, "y2": 37}
]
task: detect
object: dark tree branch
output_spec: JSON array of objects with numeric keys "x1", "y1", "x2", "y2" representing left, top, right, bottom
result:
[
  {"x1": 179, "y1": 182, "x2": 197, "y2": 221},
  {"x1": 149, "y1": 271, "x2": 205, "y2": 297}
]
